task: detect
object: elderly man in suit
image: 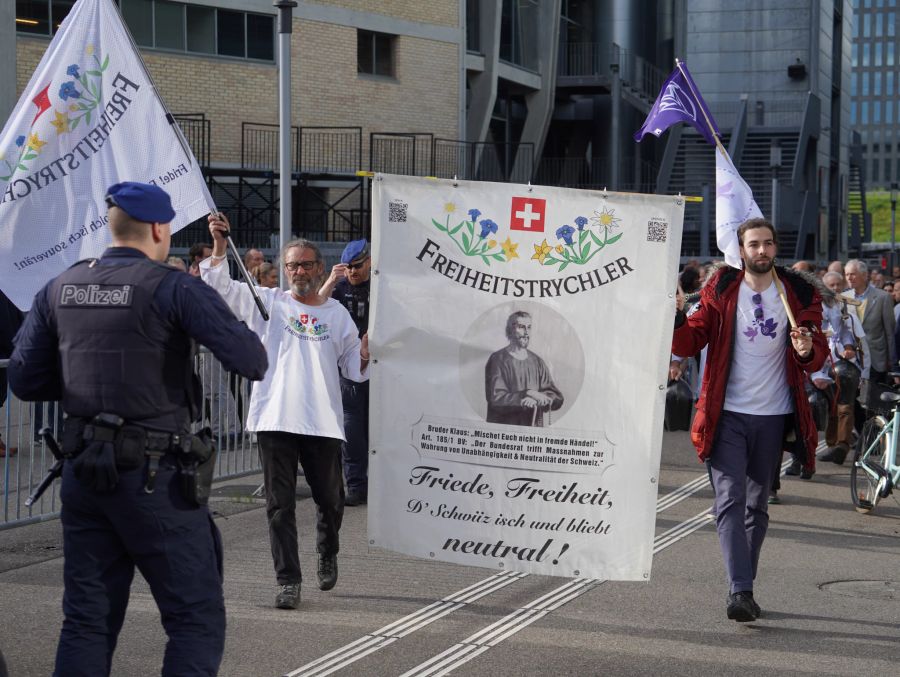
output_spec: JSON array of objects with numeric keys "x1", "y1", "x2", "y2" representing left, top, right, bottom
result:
[{"x1": 843, "y1": 259, "x2": 896, "y2": 383}]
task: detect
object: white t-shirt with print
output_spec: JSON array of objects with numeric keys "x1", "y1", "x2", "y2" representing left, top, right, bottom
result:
[
  {"x1": 200, "y1": 259, "x2": 367, "y2": 440},
  {"x1": 723, "y1": 280, "x2": 793, "y2": 415}
]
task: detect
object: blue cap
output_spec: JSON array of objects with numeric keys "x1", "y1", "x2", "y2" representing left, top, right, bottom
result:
[
  {"x1": 105, "y1": 181, "x2": 176, "y2": 224},
  {"x1": 341, "y1": 238, "x2": 369, "y2": 265}
]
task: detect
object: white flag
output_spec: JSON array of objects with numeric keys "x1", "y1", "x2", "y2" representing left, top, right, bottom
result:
[
  {"x1": 715, "y1": 146, "x2": 762, "y2": 269},
  {"x1": 0, "y1": 0, "x2": 213, "y2": 309}
]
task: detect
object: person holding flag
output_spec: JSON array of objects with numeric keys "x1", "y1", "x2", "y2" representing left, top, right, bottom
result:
[
  {"x1": 640, "y1": 62, "x2": 827, "y2": 621},
  {"x1": 672, "y1": 219, "x2": 826, "y2": 621}
]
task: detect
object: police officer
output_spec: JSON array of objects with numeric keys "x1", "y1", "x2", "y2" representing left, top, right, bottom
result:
[
  {"x1": 320, "y1": 238, "x2": 371, "y2": 505},
  {"x1": 8, "y1": 182, "x2": 268, "y2": 677}
]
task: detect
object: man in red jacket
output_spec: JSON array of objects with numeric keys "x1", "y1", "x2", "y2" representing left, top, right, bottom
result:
[{"x1": 673, "y1": 218, "x2": 827, "y2": 622}]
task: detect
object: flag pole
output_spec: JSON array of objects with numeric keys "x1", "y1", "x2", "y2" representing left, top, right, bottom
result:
[
  {"x1": 675, "y1": 58, "x2": 797, "y2": 328},
  {"x1": 106, "y1": 0, "x2": 269, "y2": 321}
]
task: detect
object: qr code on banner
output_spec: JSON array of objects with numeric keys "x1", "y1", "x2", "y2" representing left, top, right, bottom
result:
[
  {"x1": 647, "y1": 219, "x2": 668, "y2": 242},
  {"x1": 389, "y1": 200, "x2": 408, "y2": 223}
]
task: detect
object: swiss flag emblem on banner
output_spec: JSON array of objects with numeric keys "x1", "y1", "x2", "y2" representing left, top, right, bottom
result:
[{"x1": 509, "y1": 197, "x2": 546, "y2": 232}]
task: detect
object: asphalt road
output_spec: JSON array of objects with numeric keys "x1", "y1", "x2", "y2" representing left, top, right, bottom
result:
[{"x1": 1, "y1": 430, "x2": 899, "y2": 676}]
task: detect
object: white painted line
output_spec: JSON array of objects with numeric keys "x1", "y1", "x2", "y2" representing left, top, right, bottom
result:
[
  {"x1": 399, "y1": 507, "x2": 715, "y2": 677},
  {"x1": 283, "y1": 459, "x2": 734, "y2": 677}
]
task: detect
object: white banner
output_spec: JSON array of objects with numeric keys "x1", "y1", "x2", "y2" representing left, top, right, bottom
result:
[
  {"x1": 0, "y1": 0, "x2": 212, "y2": 309},
  {"x1": 369, "y1": 174, "x2": 684, "y2": 580}
]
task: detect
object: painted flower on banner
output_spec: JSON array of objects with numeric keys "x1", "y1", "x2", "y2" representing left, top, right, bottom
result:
[
  {"x1": 0, "y1": 50, "x2": 111, "y2": 182},
  {"x1": 427, "y1": 198, "x2": 627, "y2": 272},
  {"x1": 533, "y1": 208, "x2": 626, "y2": 271},
  {"x1": 430, "y1": 206, "x2": 518, "y2": 265}
]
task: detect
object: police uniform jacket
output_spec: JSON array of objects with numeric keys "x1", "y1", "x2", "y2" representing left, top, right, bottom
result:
[{"x1": 9, "y1": 247, "x2": 267, "y2": 432}]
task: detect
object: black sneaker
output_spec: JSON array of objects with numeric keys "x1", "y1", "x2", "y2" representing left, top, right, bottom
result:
[
  {"x1": 345, "y1": 491, "x2": 367, "y2": 507},
  {"x1": 784, "y1": 459, "x2": 802, "y2": 476},
  {"x1": 727, "y1": 591, "x2": 758, "y2": 622},
  {"x1": 275, "y1": 583, "x2": 300, "y2": 609},
  {"x1": 800, "y1": 466, "x2": 814, "y2": 480},
  {"x1": 317, "y1": 554, "x2": 338, "y2": 591}
]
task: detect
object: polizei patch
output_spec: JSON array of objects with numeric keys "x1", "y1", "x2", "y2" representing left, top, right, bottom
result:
[{"x1": 59, "y1": 283, "x2": 133, "y2": 307}]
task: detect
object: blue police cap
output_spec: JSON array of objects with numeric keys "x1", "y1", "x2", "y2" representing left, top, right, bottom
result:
[
  {"x1": 341, "y1": 238, "x2": 369, "y2": 265},
  {"x1": 105, "y1": 181, "x2": 176, "y2": 224}
]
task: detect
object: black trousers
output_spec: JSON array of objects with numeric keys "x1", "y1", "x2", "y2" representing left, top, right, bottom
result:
[{"x1": 257, "y1": 431, "x2": 344, "y2": 585}]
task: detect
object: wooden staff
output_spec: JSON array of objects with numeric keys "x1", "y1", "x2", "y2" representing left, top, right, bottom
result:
[{"x1": 771, "y1": 269, "x2": 798, "y2": 330}]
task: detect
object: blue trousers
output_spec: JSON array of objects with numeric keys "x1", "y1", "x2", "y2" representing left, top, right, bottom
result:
[
  {"x1": 708, "y1": 411, "x2": 785, "y2": 594},
  {"x1": 55, "y1": 457, "x2": 225, "y2": 677},
  {"x1": 340, "y1": 378, "x2": 369, "y2": 495}
]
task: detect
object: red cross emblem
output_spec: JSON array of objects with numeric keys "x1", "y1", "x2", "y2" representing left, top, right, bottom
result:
[{"x1": 509, "y1": 197, "x2": 546, "y2": 232}]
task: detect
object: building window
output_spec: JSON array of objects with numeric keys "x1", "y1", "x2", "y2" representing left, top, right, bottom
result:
[
  {"x1": 888, "y1": 100, "x2": 894, "y2": 124},
  {"x1": 889, "y1": 12, "x2": 896, "y2": 36},
  {"x1": 16, "y1": 1, "x2": 275, "y2": 62},
  {"x1": 873, "y1": 158, "x2": 880, "y2": 182},
  {"x1": 357, "y1": 30, "x2": 396, "y2": 77},
  {"x1": 865, "y1": 12, "x2": 871, "y2": 37},
  {"x1": 876, "y1": 71, "x2": 883, "y2": 94},
  {"x1": 876, "y1": 41, "x2": 884, "y2": 66},
  {"x1": 864, "y1": 43, "x2": 871, "y2": 66},
  {"x1": 875, "y1": 100, "x2": 882, "y2": 123},
  {"x1": 15, "y1": 0, "x2": 77, "y2": 35},
  {"x1": 877, "y1": 12, "x2": 884, "y2": 36},
  {"x1": 863, "y1": 71, "x2": 870, "y2": 95},
  {"x1": 888, "y1": 71, "x2": 895, "y2": 95},
  {"x1": 862, "y1": 101, "x2": 869, "y2": 123},
  {"x1": 851, "y1": 101, "x2": 857, "y2": 125}
]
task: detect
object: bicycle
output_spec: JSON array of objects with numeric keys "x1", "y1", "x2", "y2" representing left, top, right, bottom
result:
[{"x1": 851, "y1": 384, "x2": 900, "y2": 514}]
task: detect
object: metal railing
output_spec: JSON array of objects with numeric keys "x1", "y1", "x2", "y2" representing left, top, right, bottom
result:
[
  {"x1": 241, "y1": 122, "x2": 300, "y2": 171},
  {"x1": 370, "y1": 132, "x2": 434, "y2": 177},
  {"x1": 1, "y1": 352, "x2": 261, "y2": 531},
  {"x1": 300, "y1": 127, "x2": 362, "y2": 174},
  {"x1": 432, "y1": 139, "x2": 534, "y2": 184},
  {"x1": 173, "y1": 113, "x2": 211, "y2": 168}
]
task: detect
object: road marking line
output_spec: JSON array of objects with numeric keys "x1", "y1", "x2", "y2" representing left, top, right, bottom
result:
[
  {"x1": 398, "y1": 509, "x2": 715, "y2": 677},
  {"x1": 283, "y1": 466, "x2": 717, "y2": 677}
]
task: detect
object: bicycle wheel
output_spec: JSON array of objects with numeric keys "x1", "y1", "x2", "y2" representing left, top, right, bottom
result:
[{"x1": 851, "y1": 416, "x2": 890, "y2": 514}]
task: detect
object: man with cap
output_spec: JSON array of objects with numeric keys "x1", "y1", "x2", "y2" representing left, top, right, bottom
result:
[
  {"x1": 8, "y1": 182, "x2": 268, "y2": 677},
  {"x1": 319, "y1": 238, "x2": 371, "y2": 505}
]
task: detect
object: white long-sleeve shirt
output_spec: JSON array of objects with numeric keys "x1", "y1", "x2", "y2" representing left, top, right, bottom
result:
[{"x1": 200, "y1": 259, "x2": 367, "y2": 440}]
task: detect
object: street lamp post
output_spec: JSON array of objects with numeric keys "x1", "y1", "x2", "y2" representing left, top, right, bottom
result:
[
  {"x1": 892, "y1": 182, "x2": 898, "y2": 275},
  {"x1": 275, "y1": 0, "x2": 297, "y2": 288}
]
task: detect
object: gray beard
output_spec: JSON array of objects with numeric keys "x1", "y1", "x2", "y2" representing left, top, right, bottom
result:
[{"x1": 290, "y1": 278, "x2": 319, "y2": 297}]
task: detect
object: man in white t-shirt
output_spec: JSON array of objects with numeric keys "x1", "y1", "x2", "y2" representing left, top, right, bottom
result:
[
  {"x1": 673, "y1": 219, "x2": 827, "y2": 623},
  {"x1": 202, "y1": 215, "x2": 370, "y2": 610}
]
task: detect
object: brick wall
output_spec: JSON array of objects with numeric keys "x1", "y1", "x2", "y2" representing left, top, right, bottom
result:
[{"x1": 14, "y1": 0, "x2": 460, "y2": 170}]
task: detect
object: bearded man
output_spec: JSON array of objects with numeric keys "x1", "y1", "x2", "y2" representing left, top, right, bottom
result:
[
  {"x1": 672, "y1": 218, "x2": 827, "y2": 623},
  {"x1": 202, "y1": 214, "x2": 369, "y2": 610}
]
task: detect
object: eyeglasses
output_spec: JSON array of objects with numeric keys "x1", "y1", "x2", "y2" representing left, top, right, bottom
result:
[
  {"x1": 285, "y1": 260, "x2": 318, "y2": 272},
  {"x1": 347, "y1": 259, "x2": 368, "y2": 271},
  {"x1": 752, "y1": 293, "x2": 764, "y2": 321}
]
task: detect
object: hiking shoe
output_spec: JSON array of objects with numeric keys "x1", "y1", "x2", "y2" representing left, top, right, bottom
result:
[
  {"x1": 784, "y1": 459, "x2": 802, "y2": 476},
  {"x1": 726, "y1": 591, "x2": 758, "y2": 622},
  {"x1": 317, "y1": 554, "x2": 338, "y2": 591},
  {"x1": 817, "y1": 445, "x2": 848, "y2": 465},
  {"x1": 275, "y1": 583, "x2": 300, "y2": 609}
]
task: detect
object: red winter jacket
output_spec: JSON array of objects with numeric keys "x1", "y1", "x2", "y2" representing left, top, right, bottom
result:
[{"x1": 672, "y1": 266, "x2": 827, "y2": 465}]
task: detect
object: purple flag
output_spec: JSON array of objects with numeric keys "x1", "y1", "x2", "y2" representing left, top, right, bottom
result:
[{"x1": 634, "y1": 62, "x2": 719, "y2": 146}]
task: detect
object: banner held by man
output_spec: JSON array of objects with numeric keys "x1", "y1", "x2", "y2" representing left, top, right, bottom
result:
[
  {"x1": 0, "y1": 0, "x2": 211, "y2": 310},
  {"x1": 368, "y1": 174, "x2": 684, "y2": 580}
]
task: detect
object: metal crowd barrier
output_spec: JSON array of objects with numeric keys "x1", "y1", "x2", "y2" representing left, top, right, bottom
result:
[{"x1": 0, "y1": 350, "x2": 260, "y2": 531}]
